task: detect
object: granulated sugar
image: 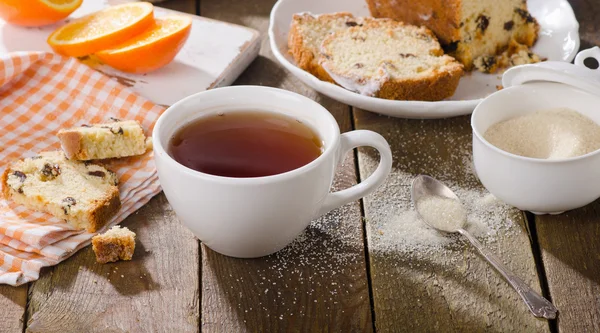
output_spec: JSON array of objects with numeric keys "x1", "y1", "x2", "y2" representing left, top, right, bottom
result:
[
  {"x1": 359, "y1": 118, "x2": 524, "y2": 261},
  {"x1": 416, "y1": 196, "x2": 467, "y2": 232},
  {"x1": 371, "y1": 185, "x2": 517, "y2": 258},
  {"x1": 225, "y1": 161, "x2": 366, "y2": 321},
  {"x1": 484, "y1": 107, "x2": 600, "y2": 159},
  {"x1": 374, "y1": 209, "x2": 453, "y2": 255}
]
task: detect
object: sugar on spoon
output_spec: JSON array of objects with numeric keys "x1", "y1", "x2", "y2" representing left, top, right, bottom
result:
[{"x1": 411, "y1": 175, "x2": 557, "y2": 320}]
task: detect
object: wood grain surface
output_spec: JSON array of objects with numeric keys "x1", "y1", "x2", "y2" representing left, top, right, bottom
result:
[
  {"x1": 25, "y1": 195, "x2": 200, "y2": 333},
  {"x1": 354, "y1": 111, "x2": 550, "y2": 332},
  {"x1": 0, "y1": 285, "x2": 27, "y2": 333},
  {"x1": 199, "y1": 0, "x2": 373, "y2": 331},
  {"x1": 533, "y1": 2, "x2": 600, "y2": 332},
  {"x1": 535, "y1": 206, "x2": 600, "y2": 333}
]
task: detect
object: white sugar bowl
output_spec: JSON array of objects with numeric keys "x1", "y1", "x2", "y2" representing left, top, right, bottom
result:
[{"x1": 471, "y1": 47, "x2": 600, "y2": 214}]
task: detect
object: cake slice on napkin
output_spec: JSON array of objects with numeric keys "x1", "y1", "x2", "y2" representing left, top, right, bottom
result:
[
  {"x1": 57, "y1": 119, "x2": 148, "y2": 160},
  {"x1": 1, "y1": 151, "x2": 121, "y2": 232}
]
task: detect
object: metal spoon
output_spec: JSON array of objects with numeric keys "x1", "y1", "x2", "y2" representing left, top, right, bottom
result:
[{"x1": 411, "y1": 175, "x2": 557, "y2": 320}]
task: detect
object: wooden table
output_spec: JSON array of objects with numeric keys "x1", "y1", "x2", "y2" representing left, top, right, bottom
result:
[{"x1": 1, "y1": 0, "x2": 599, "y2": 332}]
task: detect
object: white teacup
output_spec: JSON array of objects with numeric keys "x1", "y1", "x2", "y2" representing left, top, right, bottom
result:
[{"x1": 153, "y1": 86, "x2": 392, "y2": 258}]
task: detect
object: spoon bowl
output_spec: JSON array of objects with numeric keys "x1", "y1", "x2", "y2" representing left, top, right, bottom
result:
[
  {"x1": 411, "y1": 175, "x2": 459, "y2": 203},
  {"x1": 411, "y1": 175, "x2": 466, "y2": 233}
]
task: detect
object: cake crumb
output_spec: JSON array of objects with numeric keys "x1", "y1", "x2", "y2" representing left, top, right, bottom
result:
[{"x1": 92, "y1": 226, "x2": 136, "y2": 264}]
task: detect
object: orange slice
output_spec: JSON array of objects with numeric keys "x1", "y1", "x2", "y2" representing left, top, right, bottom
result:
[
  {"x1": 0, "y1": 0, "x2": 82, "y2": 27},
  {"x1": 47, "y1": 2, "x2": 154, "y2": 57},
  {"x1": 96, "y1": 15, "x2": 192, "y2": 74}
]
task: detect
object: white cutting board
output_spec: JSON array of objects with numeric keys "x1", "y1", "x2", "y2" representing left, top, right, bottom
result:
[{"x1": 0, "y1": 0, "x2": 261, "y2": 106}]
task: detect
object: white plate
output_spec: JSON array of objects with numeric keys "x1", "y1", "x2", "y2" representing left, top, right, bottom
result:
[{"x1": 268, "y1": 0, "x2": 580, "y2": 118}]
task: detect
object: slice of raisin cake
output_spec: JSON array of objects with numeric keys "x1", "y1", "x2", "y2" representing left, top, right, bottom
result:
[
  {"x1": 288, "y1": 12, "x2": 366, "y2": 82},
  {"x1": 319, "y1": 19, "x2": 463, "y2": 101},
  {"x1": 366, "y1": 0, "x2": 539, "y2": 71},
  {"x1": 92, "y1": 225, "x2": 136, "y2": 263},
  {"x1": 58, "y1": 119, "x2": 147, "y2": 160},
  {"x1": 1, "y1": 151, "x2": 121, "y2": 232}
]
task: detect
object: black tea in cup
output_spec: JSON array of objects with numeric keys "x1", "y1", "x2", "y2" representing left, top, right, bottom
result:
[{"x1": 169, "y1": 111, "x2": 323, "y2": 178}]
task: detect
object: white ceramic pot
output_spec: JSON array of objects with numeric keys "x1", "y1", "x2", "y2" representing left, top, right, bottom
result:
[
  {"x1": 472, "y1": 82, "x2": 600, "y2": 214},
  {"x1": 153, "y1": 86, "x2": 392, "y2": 257},
  {"x1": 472, "y1": 48, "x2": 600, "y2": 214}
]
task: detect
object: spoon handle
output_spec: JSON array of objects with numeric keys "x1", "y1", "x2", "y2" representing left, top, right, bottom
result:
[{"x1": 457, "y1": 228, "x2": 557, "y2": 319}]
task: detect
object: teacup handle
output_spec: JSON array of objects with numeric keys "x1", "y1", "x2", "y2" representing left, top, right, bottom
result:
[
  {"x1": 315, "y1": 130, "x2": 392, "y2": 217},
  {"x1": 574, "y1": 46, "x2": 600, "y2": 70}
]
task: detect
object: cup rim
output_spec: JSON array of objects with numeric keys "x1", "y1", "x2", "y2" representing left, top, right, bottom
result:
[
  {"x1": 471, "y1": 84, "x2": 600, "y2": 164},
  {"x1": 153, "y1": 86, "x2": 341, "y2": 184}
]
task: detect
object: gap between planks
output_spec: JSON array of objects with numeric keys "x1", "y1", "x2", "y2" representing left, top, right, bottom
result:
[
  {"x1": 23, "y1": 284, "x2": 30, "y2": 333},
  {"x1": 523, "y1": 212, "x2": 557, "y2": 333},
  {"x1": 188, "y1": 4, "x2": 203, "y2": 333},
  {"x1": 350, "y1": 106, "x2": 378, "y2": 333}
]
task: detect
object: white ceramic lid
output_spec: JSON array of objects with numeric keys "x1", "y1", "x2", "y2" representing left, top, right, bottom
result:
[{"x1": 502, "y1": 47, "x2": 600, "y2": 96}]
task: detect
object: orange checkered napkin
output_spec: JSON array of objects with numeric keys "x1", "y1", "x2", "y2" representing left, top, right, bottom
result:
[{"x1": 0, "y1": 52, "x2": 165, "y2": 286}]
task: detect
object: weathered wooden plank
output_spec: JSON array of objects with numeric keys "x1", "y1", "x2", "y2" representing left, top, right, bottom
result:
[
  {"x1": 569, "y1": 0, "x2": 599, "y2": 50},
  {"x1": 355, "y1": 111, "x2": 550, "y2": 332},
  {"x1": 535, "y1": 207, "x2": 600, "y2": 332},
  {"x1": 201, "y1": 151, "x2": 372, "y2": 332},
  {"x1": 0, "y1": 285, "x2": 27, "y2": 333},
  {"x1": 532, "y1": 1, "x2": 600, "y2": 332},
  {"x1": 200, "y1": 0, "x2": 373, "y2": 331},
  {"x1": 23, "y1": 3, "x2": 200, "y2": 333},
  {"x1": 152, "y1": 0, "x2": 197, "y2": 14},
  {"x1": 25, "y1": 194, "x2": 200, "y2": 333}
]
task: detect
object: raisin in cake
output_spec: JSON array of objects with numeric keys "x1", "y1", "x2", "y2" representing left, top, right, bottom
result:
[
  {"x1": 1, "y1": 151, "x2": 120, "y2": 232},
  {"x1": 92, "y1": 225, "x2": 136, "y2": 263},
  {"x1": 319, "y1": 19, "x2": 463, "y2": 101},
  {"x1": 366, "y1": 0, "x2": 539, "y2": 70},
  {"x1": 288, "y1": 12, "x2": 366, "y2": 82},
  {"x1": 474, "y1": 39, "x2": 542, "y2": 73},
  {"x1": 58, "y1": 119, "x2": 148, "y2": 160}
]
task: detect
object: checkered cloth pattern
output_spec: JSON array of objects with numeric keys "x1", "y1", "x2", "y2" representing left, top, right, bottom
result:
[{"x1": 0, "y1": 52, "x2": 164, "y2": 286}]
